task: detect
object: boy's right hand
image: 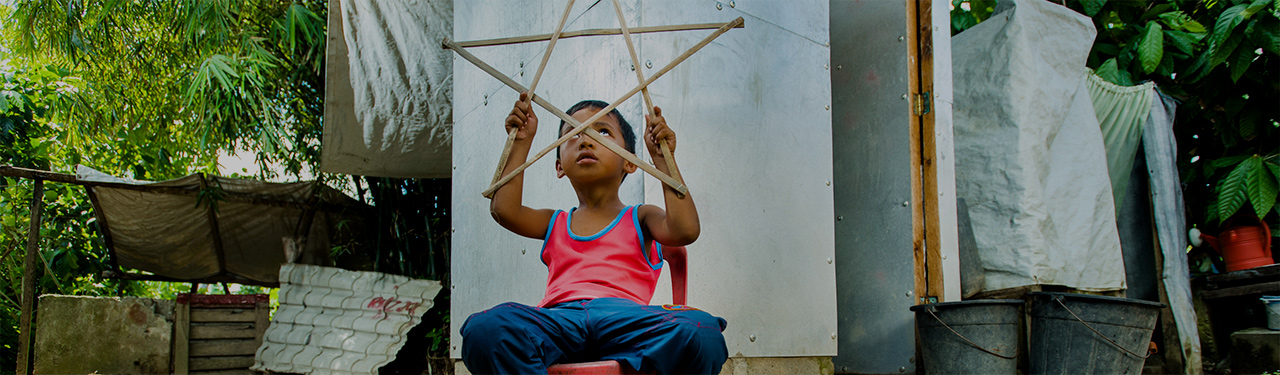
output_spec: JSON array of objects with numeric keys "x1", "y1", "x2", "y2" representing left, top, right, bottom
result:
[{"x1": 504, "y1": 93, "x2": 538, "y2": 141}]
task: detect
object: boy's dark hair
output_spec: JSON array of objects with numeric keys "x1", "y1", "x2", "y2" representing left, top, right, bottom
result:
[{"x1": 557, "y1": 100, "x2": 636, "y2": 160}]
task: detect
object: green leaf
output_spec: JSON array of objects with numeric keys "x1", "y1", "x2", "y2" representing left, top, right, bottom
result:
[
  {"x1": 1184, "y1": 20, "x2": 1208, "y2": 33},
  {"x1": 1229, "y1": 41, "x2": 1257, "y2": 82},
  {"x1": 1096, "y1": 58, "x2": 1126, "y2": 84},
  {"x1": 1218, "y1": 158, "x2": 1252, "y2": 222},
  {"x1": 1159, "y1": 11, "x2": 1192, "y2": 30},
  {"x1": 1139, "y1": 21, "x2": 1165, "y2": 74},
  {"x1": 1164, "y1": 30, "x2": 1205, "y2": 55},
  {"x1": 1238, "y1": 107, "x2": 1262, "y2": 140},
  {"x1": 1210, "y1": 26, "x2": 1245, "y2": 70},
  {"x1": 1081, "y1": 0, "x2": 1108, "y2": 17},
  {"x1": 1245, "y1": 156, "x2": 1278, "y2": 218},
  {"x1": 1246, "y1": 16, "x2": 1280, "y2": 54},
  {"x1": 1243, "y1": 0, "x2": 1273, "y2": 18},
  {"x1": 1213, "y1": 4, "x2": 1249, "y2": 50}
]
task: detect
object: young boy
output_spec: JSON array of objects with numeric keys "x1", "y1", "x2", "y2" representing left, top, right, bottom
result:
[{"x1": 461, "y1": 93, "x2": 728, "y2": 374}]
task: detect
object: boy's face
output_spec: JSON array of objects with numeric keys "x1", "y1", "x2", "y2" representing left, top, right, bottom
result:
[{"x1": 555, "y1": 108, "x2": 637, "y2": 182}]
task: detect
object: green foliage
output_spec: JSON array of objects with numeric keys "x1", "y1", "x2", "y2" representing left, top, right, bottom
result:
[{"x1": 951, "y1": 0, "x2": 1280, "y2": 235}]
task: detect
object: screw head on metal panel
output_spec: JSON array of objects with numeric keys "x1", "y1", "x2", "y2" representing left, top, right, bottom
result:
[
  {"x1": 898, "y1": 36, "x2": 905, "y2": 42},
  {"x1": 824, "y1": 63, "x2": 829, "y2": 70},
  {"x1": 900, "y1": 366, "x2": 906, "y2": 372},
  {"x1": 825, "y1": 104, "x2": 830, "y2": 110},
  {"x1": 522, "y1": 249, "x2": 526, "y2": 255},
  {"x1": 828, "y1": 257, "x2": 833, "y2": 264},
  {"x1": 843, "y1": 367, "x2": 849, "y2": 372},
  {"x1": 909, "y1": 356, "x2": 916, "y2": 363},
  {"x1": 836, "y1": 216, "x2": 843, "y2": 221},
  {"x1": 749, "y1": 335, "x2": 756, "y2": 342},
  {"x1": 906, "y1": 291, "x2": 912, "y2": 297},
  {"x1": 903, "y1": 201, "x2": 910, "y2": 206},
  {"x1": 729, "y1": 1, "x2": 735, "y2": 7},
  {"x1": 831, "y1": 332, "x2": 837, "y2": 339},
  {"x1": 630, "y1": 63, "x2": 635, "y2": 71},
  {"x1": 901, "y1": 94, "x2": 908, "y2": 100},
  {"x1": 825, "y1": 180, "x2": 831, "y2": 186},
  {"x1": 716, "y1": 2, "x2": 722, "y2": 10},
  {"x1": 483, "y1": 94, "x2": 488, "y2": 106},
  {"x1": 836, "y1": 65, "x2": 842, "y2": 70},
  {"x1": 645, "y1": 60, "x2": 653, "y2": 69}
]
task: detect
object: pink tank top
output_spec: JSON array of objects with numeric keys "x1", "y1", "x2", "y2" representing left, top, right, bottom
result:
[{"x1": 538, "y1": 205, "x2": 664, "y2": 307}]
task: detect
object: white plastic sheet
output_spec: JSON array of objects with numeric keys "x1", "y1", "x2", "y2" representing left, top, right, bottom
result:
[{"x1": 952, "y1": 0, "x2": 1126, "y2": 293}]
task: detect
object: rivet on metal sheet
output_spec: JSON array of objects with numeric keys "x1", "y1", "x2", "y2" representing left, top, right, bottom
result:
[
  {"x1": 899, "y1": 366, "x2": 906, "y2": 372},
  {"x1": 901, "y1": 94, "x2": 908, "y2": 100},
  {"x1": 645, "y1": 60, "x2": 653, "y2": 69},
  {"x1": 831, "y1": 332, "x2": 837, "y2": 339},
  {"x1": 825, "y1": 180, "x2": 831, "y2": 186},
  {"x1": 729, "y1": 1, "x2": 735, "y2": 7},
  {"x1": 836, "y1": 65, "x2": 842, "y2": 70},
  {"x1": 749, "y1": 335, "x2": 756, "y2": 342},
  {"x1": 909, "y1": 356, "x2": 916, "y2": 363},
  {"x1": 630, "y1": 62, "x2": 635, "y2": 71},
  {"x1": 824, "y1": 105, "x2": 830, "y2": 110},
  {"x1": 906, "y1": 291, "x2": 912, "y2": 297},
  {"x1": 898, "y1": 36, "x2": 905, "y2": 42},
  {"x1": 836, "y1": 216, "x2": 843, "y2": 221},
  {"x1": 483, "y1": 94, "x2": 488, "y2": 106},
  {"x1": 716, "y1": 2, "x2": 722, "y2": 10},
  {"x1": 903, "y1": 201, "x2": 909, "y2": 206},
  {"x1": 522, "y1": 249, "x2": 526, "y2": 255},
  {"x1": 827, "y1": 258, "x2": 833, "y2": 264},
  {"x1": 824, "y1": 63, "x2": 829, "y2": 70},
  {"x1": 843, "y1": 367, "x2": 849, "y2": 372}
]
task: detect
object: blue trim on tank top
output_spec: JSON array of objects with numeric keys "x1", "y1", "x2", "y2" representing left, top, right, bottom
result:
[
  {"x1": 539, "y1": 210, "x2": 562, "y2": 266},
  {"x1": 633, "y1": 204, "x2": 665, "y2": 271},
  {"x1": 565, "y1": 206, "x2": 629, "y2": 241}
]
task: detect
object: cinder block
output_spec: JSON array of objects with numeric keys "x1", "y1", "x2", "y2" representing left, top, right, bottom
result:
[{"x1": 1230, "y1": 327, "x2": 1280, "y2": 375}]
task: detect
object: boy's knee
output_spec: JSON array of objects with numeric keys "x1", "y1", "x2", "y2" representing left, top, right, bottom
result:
[{"x1": 461, "y1": 303, "x2": 528, "y2": 340}]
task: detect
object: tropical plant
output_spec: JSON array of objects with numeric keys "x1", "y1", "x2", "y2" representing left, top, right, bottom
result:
[{"x1": 951, "y1": 0, "x2": 1279, "y2": 238}]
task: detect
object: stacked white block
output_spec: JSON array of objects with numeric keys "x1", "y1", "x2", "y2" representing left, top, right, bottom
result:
[{"x1": 252, "y1": 264, "x2": 443, "y2": 375}]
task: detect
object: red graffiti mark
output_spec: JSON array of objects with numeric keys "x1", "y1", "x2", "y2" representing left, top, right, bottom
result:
[{"x1": 366, "y1": 296, "x2": 424, "y2": 317}]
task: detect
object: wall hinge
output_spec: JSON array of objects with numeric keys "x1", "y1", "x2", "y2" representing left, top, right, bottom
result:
[{"x1": 912, "y1": 91, "x2": 931, "y2": 116}]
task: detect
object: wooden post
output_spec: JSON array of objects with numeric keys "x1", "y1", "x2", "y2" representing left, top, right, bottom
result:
[
  {"x1": 174, "y1": 296, "x2": 191, "y2": 375},
  {"x1": 16, "y1": 179, "x2": 43, "y2": 375}
]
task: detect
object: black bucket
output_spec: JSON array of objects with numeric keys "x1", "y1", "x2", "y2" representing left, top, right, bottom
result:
[
  {"x1": 1028, "y1": 292, "x2": 1164, "y2": 374},
  {"x1": 911, "y1": 299, "x2": 1023, "y2": 374}
]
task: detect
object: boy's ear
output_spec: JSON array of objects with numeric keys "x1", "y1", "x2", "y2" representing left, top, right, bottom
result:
[
  {"x1": 623, "y1": 160, "x2": 637, "y2": 174},
  {"x1": 555, "y1": 159, "x2": 566, "y2": 178}
]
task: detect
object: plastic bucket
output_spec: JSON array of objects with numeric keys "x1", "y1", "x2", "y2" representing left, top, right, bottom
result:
[
  {"x1": 1028, "y1": 292, "x2": 1164, "y2": 374},
  {"x1": 1263, "y1": 296, "x2": 1280, "y2": 330},
  {"x1": 911, "y1": 300, "x2": 1023, "y2": 374}
]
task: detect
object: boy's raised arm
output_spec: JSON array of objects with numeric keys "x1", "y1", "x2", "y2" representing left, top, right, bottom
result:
[
  {"x1": 640, "y1": 106, "x2": 700, "y2": 247},
  {"x1": 490, "y1": 93, "x2": 556, "y2": 239}
]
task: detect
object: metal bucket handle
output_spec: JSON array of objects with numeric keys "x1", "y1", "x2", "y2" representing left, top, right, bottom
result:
[
  {"x1": 1052, "y1": 295, "x2": 1152, "y2": 359},
  {"x1": 926, "y1": 306, "x2": 1019, "y2": 359}
]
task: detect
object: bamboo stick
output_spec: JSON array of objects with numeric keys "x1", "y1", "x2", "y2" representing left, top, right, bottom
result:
[
  {"x1": 445, "y1": 37, "x2": 689, "y2": 198},
  {"x1": 16, "y1": 179, "x2": 42, "y2": 375},
  {"x1": 453, "y1": 17, "x2": 744, "y2": 197},
  {"x1": 611, "y1": 0, "x2": 684, "y2": 197},
  {"x1": 490, "y1": 0, "x2": 577, "y2": 188},
  {"x1": 452, "y1": 22, "x2": 745, "y2": 48}
]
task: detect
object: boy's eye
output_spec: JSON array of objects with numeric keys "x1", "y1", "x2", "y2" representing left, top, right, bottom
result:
[{"x1": 598, "y1": 128, "x2": 611, "y2": 136}]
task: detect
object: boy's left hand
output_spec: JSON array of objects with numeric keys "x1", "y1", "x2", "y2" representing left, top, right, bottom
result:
[{"x1": 645, "y1": 106, "x2": 676, "y2": 159}]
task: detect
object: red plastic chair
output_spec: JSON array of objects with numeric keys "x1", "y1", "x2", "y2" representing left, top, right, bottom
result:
[{"x1": 546, "y1": 246, "x2": 688, "y2": 375}]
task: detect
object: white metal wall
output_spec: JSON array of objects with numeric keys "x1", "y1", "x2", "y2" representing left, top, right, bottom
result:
[{"x1": 451, "y1": 0, "x2": 835, "y2": 358}]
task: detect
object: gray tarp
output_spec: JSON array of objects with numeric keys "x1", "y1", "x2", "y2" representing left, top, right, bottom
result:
[
  {"x1": 953, "y1": 0, "x2": 1127, "y2": 293},
  {"x1": 320, "y1": 0, "x2": 453, "y2": 178},
  {"x1": 80, "y1": 166, "x2": 362, "y2": 285}
]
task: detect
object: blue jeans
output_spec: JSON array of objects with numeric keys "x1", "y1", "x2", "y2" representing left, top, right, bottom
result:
[{"x1": 461, "y1": 298, "x2": 728, "y2": 374}]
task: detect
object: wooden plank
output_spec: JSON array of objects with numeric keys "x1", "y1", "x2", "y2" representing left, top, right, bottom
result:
[
  {"x1": 906, "y1": 0, "x2": 928, "y2": 305},
  {"x1": 1200, "y1": 281, "x2": 1280, "y2": 300},
  {"x1": 191, "y1": 308, "x2": 257, "y2": 323},
  {"x1": 916, "y1": 0, "x2": 946, "y2": 303},
  {"x1": 189, "y1": 339, "x2": 259, "y2": 357},
  {"x1": 190, "y1": 323, "x2": 256, "y2": 340},
  {"x1": 253, "y1": 301, "x2": 270, "y2": 350},
  {"x1": 453, "y1": 22, "x2": 746, "y2": 48},
  {"x1": 1204, "y1": 264, "x2": 1279, "y2": 285},
  {"x1": 1153, "y1": 220, "x2": 1185, "y2": 375},
  {"x1": 174, "y1": 300, "x2": 191, "y2": 375},
  {"x1": 16, "y1": 179, "x2": 43, "y2": 375},
  {"x1": 189, "y1": 356, "x2": 254, "y2": 371}
]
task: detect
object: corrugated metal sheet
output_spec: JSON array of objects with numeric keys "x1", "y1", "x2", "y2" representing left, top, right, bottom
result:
[{"x1": 251, "y1": 264, "x2": 442, "y2": 375}]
